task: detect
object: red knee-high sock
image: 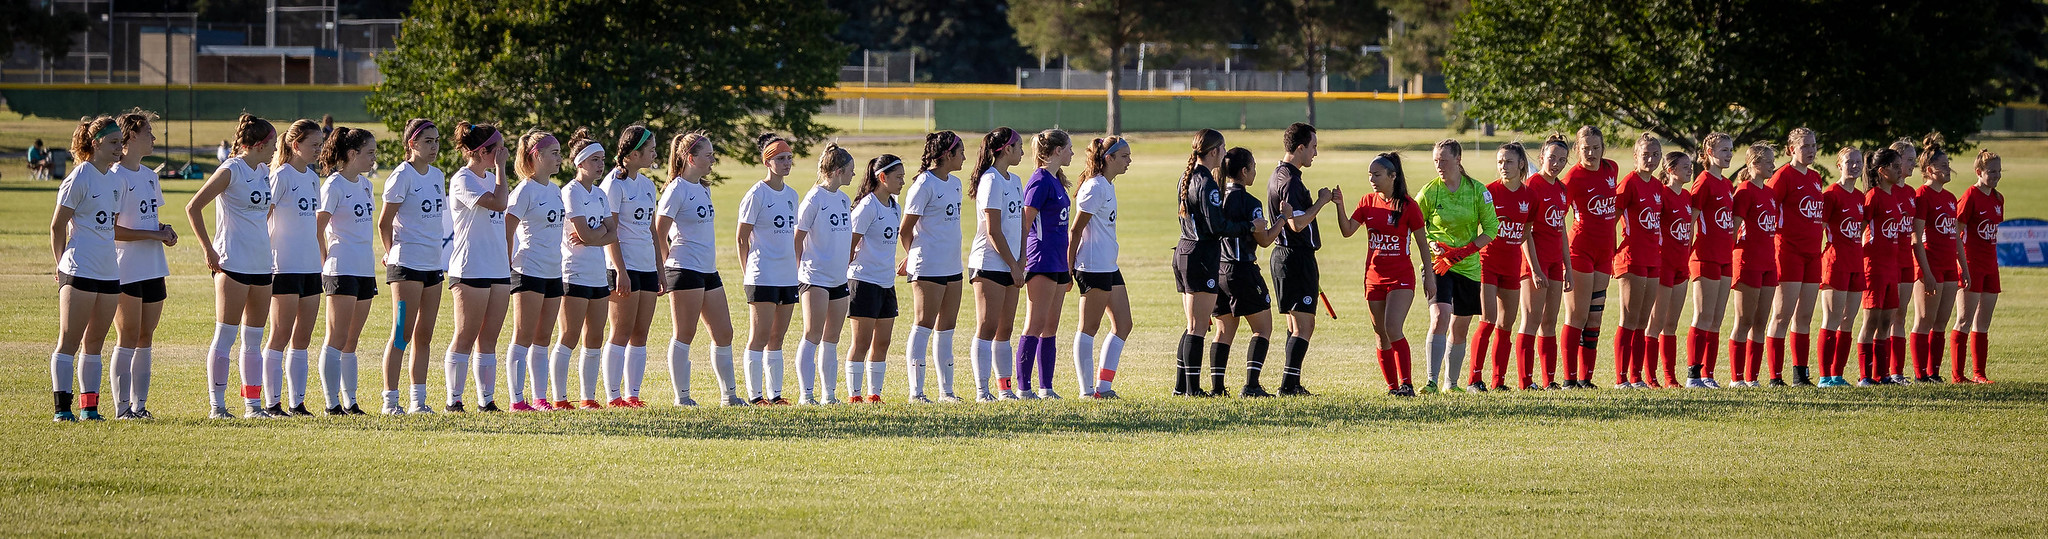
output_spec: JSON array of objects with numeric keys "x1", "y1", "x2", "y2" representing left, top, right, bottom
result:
[
  {"x1": 1515, "y1": 332, "x2": 1536, "y2": 388},
  {"x1": 1635, "y1": 329, "x2": 1653, "y2": 383},
  {"x1": 1539, "y1": 335, "x2": 1559, "y2": 386},
  {"x1": 1703, "y1": 332, "x2": 1721, "y2": 380},
  {"x1": 1926, "y1": 330, "x2": 1946, "y2": 379},
  {"x1": 1888, "y1": 336, "x2": 1906, "y2": 377},
  {"x1": 1686, "y1": 328, "x2": 1706, "y2": 368},
  {"x1": 1561, "y1": 325, "x2": 1582, "y2": 382},
  {"x1": 1951, "y1": 330, "x2": 1970, "y2": 380},
  {"x1": 1856, "y1": 340, "x2": 1875, "y2": 380},
  {"x1": 1491, "y1": 327, "x2": 1512, "y2": 387},
  {"x1": 1872, "y1": 339, "x2": 1891, "y2": 380},
  {"x1": 1838, "y1": 331, "x2": 1856, "y2": 378},
  {"x1": 1971, "y1": 331, "x2": 1990, "y2": 380},
  {"x1": 1378, "y1": 348, "x2": 1398, "y2": 389},
  {"x1": 1660, "y1": 334, "x2": 1678, "y2": 383},
  {"x1": 1791, "y1": 332, "x2": 1811, "y2": 370},
  {"x1": 1579, "y1": 327, "x2": 1600, "y2": 382},
  {"x1": 1614, "y1": 328, "x2": 1635, "y2": 384},
  {"x1": 1818, "y1": 330, "x2": 1837, "y2": 378},
  {"x1": 1748, "y1": 338, "x2": 1766, "y2": 381},
  {"x1": 1394, "y1": 338, "x2": 1414, "y2": 385},
  {"x1": 1469, "y1": 322, "x2": 1494, "y2": 386},
  {"x1": 1765, "y1": 336, "x2": 1786, "y2": 381},
  {"x1": 1910, "y1": 332, "x2": 1930, "y2": 379},
  {"x1": 1736, "y1": 340, "x2": 1753, "y2": 383}
]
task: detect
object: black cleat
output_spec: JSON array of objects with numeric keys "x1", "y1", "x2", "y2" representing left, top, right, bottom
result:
[
  {"x1": 1546, "y1": 382, "x2": 1563, "y2": 390},
  {"x1": 1277, "y1": 385, "x2": 1315, "y2": 397},
  {"x1": 1767, "y1": 378, "x2": 1789, "y2": 387},
  {"x1": 1926, "y1": 375, "x2": 1947, "y2": 384},
  {"x1": 1524, "y1": 383, "x2": 1544, "y2": 391},
  {"x1": 1492, "y1": 384, "x2": 1512, "y2": 392},
  {"x1": 325, "y1": 405, "x2": 347, "y2": 416},
  {"x1": 265, "y1": 404, "x2": 292, "y2": 417},
  {"x1": 288, "y1": 404, "x2": 312, "y2": 416},
  {"x1": 1207, "y1": 387, "x2": 1232, "y2": 398},
  {"x1": 445, "y1": 402, "x2": 468, "y2": 413},
  {"x1": 478, "y1": 402, "x2": 503, "y2": 412},
  {"x1": 344, "y1": 403, "x2": 367, "y2": 415},
  {"x1": 1393, "y1": 384, "x2": 1417, "y2": 397},
  {"x1": 1791, "y1": 367, "x2": 1815, "y2": 387},
  {"x1": 1240, "y1": 385, "x2": 1275, "y2": 398}
]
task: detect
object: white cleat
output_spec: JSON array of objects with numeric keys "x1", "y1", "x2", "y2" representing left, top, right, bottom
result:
[
  {"x1": 1037, "y1": 388, "x2": 1062, "y2": 400},
  {"x1": 934, "y1": 393, "x2": 963, "y2": 403},
  {"x1": 997, "y1": 389, "x2": 1022, "y2": 401},
  {"x1": 243, "y1": 405, "x2": 272, "y2": 419},
  {"x1": 209, "y1": 405, "x2": 236, "y2": 419},
  {"x1": 976, "y1": 390, "x2": 998, "y2": 402},
  {"x1": 409, "y1": 402, "x2": 437, "y2": 414},
  {"x1": 382, "y1": 404, "x2": 407, "y2": 415},
  {"x1": 907, "y1": 394, "x2": 933, "y2": 404}
]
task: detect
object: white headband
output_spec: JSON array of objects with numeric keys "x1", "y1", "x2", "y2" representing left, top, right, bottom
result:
[
  {"x1": 574, "y1": 143, "x2": 606, "y2": 167},
  {"x1": 877, "y1": 159, "x2": 902, "y2": 173}
]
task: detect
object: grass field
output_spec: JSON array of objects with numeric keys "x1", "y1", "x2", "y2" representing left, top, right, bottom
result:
[{"x1": 3, "y1": 118, "x2": 2047, "y2": 535}]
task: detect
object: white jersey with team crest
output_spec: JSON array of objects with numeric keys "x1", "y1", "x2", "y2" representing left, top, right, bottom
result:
[
  {"x1": 737, "y1": 180, "x2": 800, "y2": 287},
  {"x1": 1074, "y1": 175, "x2": 1121, "y2": 272},
  {"x1": 969, "y1": 169, "x2": 1024, "y2": 272},
  {"x1": 600, "y1": 169, "x2": 659, "y2": 273},
  {"x1": 113, "y1": 163, "x2": 167, "y2": 283},
  {"x1": 507, "y1": 177, "x2": 566, "y2": 279},
  {"x1": 902, "y1": 171, "x2": 964, "y2": 277},
  {"x1": 212, "y1": 156, "x2": 273, "y2": 275},
  {"x1": 57, "y1": 162, "x2": 123, "y2": 281},
  {"x1": 267, "y1": 162, "x2": 323, "y2": 274},
  {"x1": 797, "y1": 185, "x2": 854, "y2": 287},
  {"x1": 319, "y1": 172, "x2": 377, "y2": 278},
  {"x1": 657, "y1": 177, "x2": 719, "y2": 273},
  {"x1": 380, "y1": 161, "x2": 446, "y2": 271},
  {"x1": 560, "y1": 180, "x2": 611, "y2": 288},
  {"x1": 848, "y1": 194, "x2": 901, "y2": 287},
  {"x1": 447, "y1": 167, "x2": 509, "y2": 279}
]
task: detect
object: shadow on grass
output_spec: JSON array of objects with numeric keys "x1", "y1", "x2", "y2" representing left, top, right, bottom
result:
[{"x1": 170, "y1": 383, "x2": 2048, "y2": 441}]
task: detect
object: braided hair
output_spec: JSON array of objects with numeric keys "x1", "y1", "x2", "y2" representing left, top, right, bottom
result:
[{"x1": 1180, "y1": 129, "x2": 1225, "y2": 216}]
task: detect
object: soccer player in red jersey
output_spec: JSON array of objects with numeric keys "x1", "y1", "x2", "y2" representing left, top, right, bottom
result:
[
  {"x1": 1765, "y1": 128, "x2": 1825, "y2": 387},
  {"x1": 1728, "y1": 144, "x2": 1781, "y2": 387},
  {"x1": 1684, "y1": 133, "x2": 1736, "y2": 388},
  {"x1": 1953, "y1": 150, "x2": 2002, "y2": 384},
  {"x1": 1471, "y1": 142, "x2": 1535, "y2": 391},
  {"x1": 1649, "y1": 151, "x2": 1695, "y2": 388},
  {"x1": 1351, "y1": 152, "x2": 1424, "y2": 397},
  {"x1": 1908, "y1": 134, "x2": 1961, "y2": 383},
  {"x1": 1517, "y1": 135, "x2": 1573, "y2": 390},
  {"x1": 1858, "y1": 148, "x2": 1912, "y2": 386},
  {"x1": 1559, "y1": 127, "x2": 1618, "y2": 389},
  {"x1": 1815, "y1": 148, "x2": 1867, "y2": 388},
  {"x1": 1610, "y1": 134, "x2": 1665, "y2": 389}
]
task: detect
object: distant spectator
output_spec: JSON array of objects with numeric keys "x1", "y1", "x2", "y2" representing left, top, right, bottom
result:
[
  {"x1": 27, "y1": 139, "x2": 51, "y2": 180},
  {"x1": 216, "y1": 140, "x2": 229, "y2": 163}
]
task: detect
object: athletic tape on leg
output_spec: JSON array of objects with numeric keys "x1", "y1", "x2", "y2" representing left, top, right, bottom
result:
[{"x1": 389, "y1": 301, "x2": 409, "y2": 351}]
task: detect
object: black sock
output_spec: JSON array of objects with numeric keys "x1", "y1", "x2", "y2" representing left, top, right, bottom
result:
[
  {"x1": 1174, "y1": 335, "x2": 1192, "y2": 394},
  {"x1": 1209, "y1": 342, "x2": 1230, "y2": 392},
  {"x1": 53, "y1": 391, "x2": 71, "y2": 413},
  {"x1": 1245, "y1": 336, "x2": 1270, "y2": 387},
  {"x1": 1282, "y1": 336, "x2": 1309, "y2": 388},
  {"x1": 1688, "y1": 364, "x2": 1702, "y2": 379},
  {"x1": 1178, "y1": 334, "x2": 1206, "y2": 395}
]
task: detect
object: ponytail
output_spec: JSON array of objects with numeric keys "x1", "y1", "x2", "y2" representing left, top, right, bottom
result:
[
  {"x1": 969, "y1": 127, "x2": 1017, "y2": 197},
  {"x1": 231, "y1": 112, "x2": 274, "y2": 157},
  {"x1": 857, "y1": 153, "x2": 904, "y2": 204},
  {"x1": 318, "y1": 126, "x2": 375, "y2": 177},
  {"x1": 1033, "y1": 129, "x2": 1071, "y2": 189},
  {"x1": 272, "y1": 119, "x2": 322, "y2": 170},
  {"x1": 1179, "y1": 129, "x2": 1225, "y2": 216}
]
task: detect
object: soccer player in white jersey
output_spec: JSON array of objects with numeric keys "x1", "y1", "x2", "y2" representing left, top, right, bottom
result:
[
  {"x1": 736, "y1": 134, "x2": 804, "y2": 405},
  {"x1": 965, "y1": 127, "x2": 1027, "y2": 401},
  {"x1": 376, "y1": 118, "x2": 448, "y2": 414},
  {"x1": 656, "y1": 133, "x2": 735, "y2": 406},
  {"x1": 844, "y1": 154, "x2": 906, "y2": 403},
  {"x1": 48, "y1": 116, "x2": 129, "y2": 422},
  {"x1": 556, "y1": 129, "x2": 619, "y2": 410},
  {"x1": 600, "y1": 125, "x2": 663, "y2": 408},
  {"x1": 443, "y1": 122, "x2": 514, "y2": 413},
  {"x1": 898, "y1": 131, "x2": 969, "y2": 403},
  {"x1": 314, "y1": 126, "x2": 379, "y2": 415},
  {"x1": 185, "y1": 113, "x2": 278, "y2": 419},
  {"x1": 110, "y1": 110, "x2": 177, "y2": 420},
  {"x1": 795, "y1": 144, "x2": 856, "y2": 405},
  {"x1": 503, "y1": 130, "x2": 567, "y2": 412}
]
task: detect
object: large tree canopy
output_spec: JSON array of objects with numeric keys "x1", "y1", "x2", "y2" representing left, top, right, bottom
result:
[
  {"x1": 1, "y1": 0, "x2": 88, "y2": 63},
  {"x1": 1009, "y1": 0, "x2": 1227, "y2": 135},
  {"x1": 831, "y1": 0, "x2": 1032, "y2": 84},
  {"x1": 1445, "y1": 0, "x2": 2048, "y2": 151},
  {"x1": 1237, "y1": 0, "x2": 1389, "y2": 125},
  {"x1": 368, "y1": 0, "x2": 848, "y2": 168}
]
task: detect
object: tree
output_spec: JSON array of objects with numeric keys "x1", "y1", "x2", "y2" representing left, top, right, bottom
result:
[
  {"x1": 1445, "y1": 0, "x2": 2048, "y2": 152},
  {"x1": 1009, "y1": 0, "x2": 1226, "y2": 135},
  {"x1": 1239, "y1": 0, "x2": 1390, "y2": 125},
  {"x1": 367, "y1": 0, "x2": 849, "y2": 168},
  {"x1": 1, "y1": 0, "x2": 89, "y2": 63},
  {"x1": 831, "y1": 0, "x2": 1033, "y2": 84},
  {"x1": 1380, "y1": 0, "x2": 1463, "y2": 90}
]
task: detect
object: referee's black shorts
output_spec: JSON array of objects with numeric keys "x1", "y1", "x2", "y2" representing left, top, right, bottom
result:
[{"x1": 1271, "y1": 246, "x2": 1320, "y2": 314}]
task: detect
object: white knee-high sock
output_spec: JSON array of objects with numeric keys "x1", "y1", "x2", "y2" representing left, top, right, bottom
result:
[
  {"x1": 1427, "y1": 334, "x2": 1449, "y2": 384},
  {"x1": 820, "y1": 341, "x2": 839, "y2": 400},
  {"x1": 475, "y1": 352, "x2": 497, "y2": 405},
  {"x1": 262, "y1": 348, "x2": 285, "y2": 406},
  {"x1": 110, "y1": 347, "x2": 134, "y2": 412},
  {"x1": 994, "y1": 339, "x2": 1015, "y2": 391},
  {"x1": 796, "y1": 340, "x2": 818, "y2": 397},
  {"x1": 1096, "y1": 335, "x2": 1125, "y2": 394},
  {"x1": 239, "y1": 326, "x2": 264, "y2": 406},
  {"x1": 134, "y1": 347, "x2": 154, "y2": 410},
  {"x1": 935, "y1": 329, "x2": 956, "y2": 396},
  {"x1": 602, "y1": 344, "x2": 626, "y2": 400},
  {"x1": 1446, "y1": 341, "x2": 1466, "y2": 387},
  {"x1": 845, "y1": 360, "x2": 864, "y2": 397},
  {"x1": 320, "y1": 346, "x2": 343, "y2": 408},
  {"x1": 288, "y1": 348, "x2": 309, "y2": 407},
  {"x1": 1074, "y1": 331, "x2": 1097, "y2": 395},
  {"x1": 578, "y1": 347, "x2": 601, "y2": 402},
  {"x1": 713, "y1": 345, "x2": 736, "y2": 398},
  {"x1": 625, "y1": 345, "x2": 646, "y2": 398},
  {"x1": 867, "y1": 360, "x2": 887, "y2": 397},
  {"x1": 208, "y1": 323, "x2": 236, "y2": 407},
  {"x1": 506, "y1": 345, "x2": 529, "y2": 403},
  {"x1": 78, "y1": 353, "x2": 102, "y2": 401},
  {"x1": 339, "y1": 351, "x2": 359, "y2": 407},
  {"x1": 907, "y1": 326, "x2": 931, "y2": 397},
  {"x1": 971, "y1": 338, "x2": 993, "y2": 392},
  {"x1": 445, "y1": 351, "x2": 470, "y2": 405},
  {"x1": 766, "y1": 350, "x2": 785, "y2": 399},
  {"x1": 743, "y1": 349, "x2": 765, "y2": 400},
  {"x1": 527, "y1": 345, "x2": 549, "y2": 404},
  {"x1": 50, "y1": 352, "x2": 74, "y2": 394},
  {"x1": 550, "y1": 344, "x2": 571, "y2": 401},
  {"x1": 668, "y1": 340, "x2": 692, "y2": 404}
]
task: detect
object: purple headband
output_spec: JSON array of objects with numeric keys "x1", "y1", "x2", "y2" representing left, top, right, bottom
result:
[
  {"x1": 528, "y1": 134, "x2": 557, "y2": 156},
  {"x1": 476, "y1": 129, "x2": 503, "y2": 152},
  {"x1": 406, "y1": 120, "x2": 436, "y2": 144}
]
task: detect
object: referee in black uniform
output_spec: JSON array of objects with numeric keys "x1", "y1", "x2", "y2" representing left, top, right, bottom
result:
[{"x1": 1267, "y1": 123, "x2": 1335, "y2": 396}]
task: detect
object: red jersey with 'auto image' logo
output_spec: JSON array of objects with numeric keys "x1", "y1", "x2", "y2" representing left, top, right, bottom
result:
[
  {"x1": 1613, "y1": 171, "x2": 1664, "y2": 271},
  {"x1": 1354, "y1": 192, "x2": 1424, "y2": 287},
  {"x1": 1916, "y1": 184, "x2": 1960, "y2": 275},
  {"x1": 1733, "y1": 182, "x2": 1780, "y2": 267},
  {"x1": 1768, "y1": 165, "x2": 1826, "y2": 253},
  {"x1": 1958, "y1": 185, "x2": 2003, "y2": 273},
  {"x1": 1688, "y1": 171, "x2": 1735, "y2": 264},
  {"x1": 1563, "y1": 159, "x2": 1620, "y2": 247},
  {"x1": 1863, "y1": 186, "x2": 1913, "y2": 280},
  {"x1": 1483, "y1": 180, "x2": 1531, "y2": 277},
  {"x1": 1662, "y1": 183, "x2": 1693, "y2": 271},
  {"x1": 1820, "y1": 183, "x2": 1866, "y2": 273},
  {"x1": 1525, "y1": 174, "x2": 1568, "y2": 271}
]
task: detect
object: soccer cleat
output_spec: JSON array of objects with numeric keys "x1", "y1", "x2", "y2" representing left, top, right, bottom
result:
[
  {"x1": 1203, "y1": 388, "x2": 1225, "y2": 399},
  {"x1": 722, "y1": 395, "x2": 750, "y2": 407},
  {"x1": 863, "y1": 395, "x2": 886, "y2": 404},
  {"x1": 1702, "y1": 378, "x2": 1723, "y2": 389},
  {"x1": 345, "y1": 403, "x2": 367, "y2": 415},
  {"x1": 410, "y1": 402, "x2": 438, "y2": 414},
  {"x1": 607, "y1": 398, "x2": 632, "y2": 408},
  {"x1": 1240, "y1": 385, "x2": 1275, "y2": 398},
  {"x1": 1791, "y1": 368, "x2": 1815, "y2": 387},
  {"x1": 531, "y1": 400, "x2": 555, "y2": 411},
  {"x1": 1645, "y1": 379, "x2": 1663, "y2": 390},
  {"x1": 1856, "y1": 378, "x2": 1879, "y2": 387},
  {"x1": 1816, "y1": 377, "x2": 1846, "y2": 388},
  {"x1": 1017, "y1": 390, "x2": 1038, "y2": 400},
  {"x1": 80, "y1": 409, "x2": 104, "y2": 421},
  {"x1": 1925, "y1": 376, "x2": 1947, "y2": 384},
  {"x1": 510, "y1": 401, "x2": 537, "y2": 412},
  {"x1": 1614, "y1": 382, "x2": 1635, "y2": 390},
  {"x1": 1394, "y1": 384, "x2": 1417, "y2": 397},
  {"x1": 1420, "y1": 381, "x2": 1441, "y2": 394},
  {"x1": 1953, "y1": 376, "x2": 1978, "y2": 385},
  {"x1": 1278, "y1": 385, "x2": 1315, "y2": 397},
  {"x1": 1093, "y1": 390, "x2": 1121, "y2": 400},
  {"x1": 130, "y1": 408, "x2": 154, "y2": 420},
  {"x1": 212, "y1": 405, "x2": 239, "y2": 419},
  {"x1": 976, "y1": 390, "x2": 997, "y2": 402},
  {"x1": 997, "y1": 389, "x2": 1022, "y2": 401},
  {"x1": 624, "y1": 397, "x2": 648, "y2": 408},
  {"x1": 326, "y1": 405, "x2": 347, "y2": 416},
  {"x1": 1895, "y1": 376, "x2": 1916, "y2": 386},
  {"x1": 1523, "y1": 383, "x2": 1543, "y2": 391},
  {"x1": 1492, "y1": 384, "x2": 1512, "y2": 392},
  {"x1": 935, "y1": 393, "x2": 963, "y2": 403},
  {"x1": 1685, "y1": 378, "x2": 1707, "y2": 388},
  {"x1": 799, "y1": 395, "x2": 821, "y2": 406},
  {"x1": 477, "y1": 402, "x2": 503, "y2": 413},
  {"x1": 381, "y1": 404, "x2": 406, "y2": 416},
  {"x1": 579, "y1": 399, "x2": 605, "y2": 410},
  {"x1": 1037, "y1": 389, "x2": 1062, "y2": 400},
  {"x1": 1631, "y1": 382, "x2": 1650, "y2": 390},
  {"x1": 289, "y1": 404, "x2": 313, "y2": 416},
  {"x1": 1972, "y1": 375, "x2": 1995, "y2": 384},
  {"x1": 53, "y1": 411, "x2": 78, "y2": 422},
  {"x1": 677, "y1": 395, "x2": 700, "y2": 406},
  {"x1": 768, "y1": 397, "x2": 792, "y2": 406},
  {"x1": 907, "y1": 394, "x2": 932, "y2": 404},
  {"x1": 265, "y1": 404, "x2": 292, "y2": 417},
  {"x1": 1546, "y1": 382, "x2": 1563, "y2": 390},
  {"x1": 445, "y1": 402, "x2": 468, "y2": 413},
  {"x1": 245, "y1": 405, "x2": 273, "y2": 419},
  {"x1": 1662, "y1": 377, "x2": 1682, "y2": 388},
  {"x1": 1767, "y1": 378, "x2": 1788, "y2": 387}
]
